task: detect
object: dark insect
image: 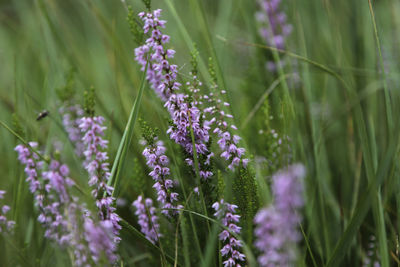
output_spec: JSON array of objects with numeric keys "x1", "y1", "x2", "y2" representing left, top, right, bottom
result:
[{"x1": 36, "y1": 110, "x2": 49, "y2": 121}]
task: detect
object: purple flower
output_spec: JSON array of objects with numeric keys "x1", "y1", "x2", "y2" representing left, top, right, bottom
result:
[
  {"x1": 256, "y1": 0, "x2": 292, "y2": 71},
  {"x1": 15, "y1": 142, "x2": 118, "y2": 266},
  {"x1": 254, "y1": 164, "x2": 305, "y2": 267},
  {"x1": 135, "y1": 9, "x2": 213, "y2": 179},
  {"x1": 0, "y1": 190, "x2": 15, "y2": 234},
  {"x1": 362, "y1": 235, "x2": 380, "y2": 267},
  {"x1": 142, "y1": 139, "x2": 183, "y2": 216},
  {"x1": 202, "y1": 86, "x2": 249, "y2": 170},
  {"x1": 79, "y1": 116, "x2": 121, "y2": 243},
  {"x1": 212, "y1": 199, "x2": 246, "y2": 266},
  {"x1": 132, "y1": 196, "x2": 161, "y2": 244},
  {"x1": 135, "y1": 9, "x2": 173, "y2": 101},
  {"x1": 84, "y1": 218, "x2": 118, "y2": 264},
  {"x1": 59, "y1": 104, "x2": 85, "y2": 157}
]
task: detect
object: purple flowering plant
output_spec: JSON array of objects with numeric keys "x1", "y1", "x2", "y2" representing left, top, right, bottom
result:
[{"x1": 0, "y1": 1, "x2": 345, "y2": 267}]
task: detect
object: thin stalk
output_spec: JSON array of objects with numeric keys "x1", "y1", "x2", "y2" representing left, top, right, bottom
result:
[
  {"x1": 367, "y1": 0, "x2": 393, "y2": 136},
  {"x1": 120, "y1": 219, "x2": 177, "y2": 266},
  {"x1": 187, "y1": 111, "x2": 211, "y2": 233},
  {"x1": 108, "y1": 60, "x2": 149, "y2": 197}
]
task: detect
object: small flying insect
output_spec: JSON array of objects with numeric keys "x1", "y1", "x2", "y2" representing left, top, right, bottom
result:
[{"x1": 36, "y1": 110, "x2": 50, "y2": 121}]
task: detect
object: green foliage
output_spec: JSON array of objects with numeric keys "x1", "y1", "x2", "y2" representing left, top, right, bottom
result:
[
  {"x1": 56, "y1": 68, "x2": 76, "y2": 103},
  {"x1": 216, "y1": 170, "x2": 224, "y2": 199},
  {"x1": 11, "y1": 113, "x2": 25, "y2": 139},
  {"x1": 190, "y1": 44, "x2": 199, "y2": 76},
  {"x1": 2, "y1": 0, "x2": 400, "y2": 266},
  {"x1": 131, "y1": 157, "x2": 147, "y2": 195},
  {"x1": 139, "y1": 118, "x2": 158, "y2": 146},
  {"x1": 141, "y1": 0, "x2": 151, "y2": 11},
  {"x1": 233, "y1": 165, "x2": 259, "y2": 244},
  {"x1": 208, "y1": 57, "x2": 218, "y2": 86},
  {"x1": 83, "y1": 86, "x2": 96, "y2": 117},
  {"x1": 127, "y1": 5, "x2": 144, "y2": 45}
]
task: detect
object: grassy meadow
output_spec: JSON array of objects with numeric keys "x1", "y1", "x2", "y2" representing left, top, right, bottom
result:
[{"x1": 1, "y1": 0, "x2": 400, "y2": 266}]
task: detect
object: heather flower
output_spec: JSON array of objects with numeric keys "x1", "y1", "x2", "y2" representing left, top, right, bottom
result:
[
  {"x1": 135, "y1": 9, "x2": 213, "y2": 179},
  {"x1": 59, "y1": 104, "x2": 85, "y2": 157},
  {"x1": 256, "y1": 0, "x2": 292, "y2": 72},
  {"x1": 362, "y1": 236, "x2": 380, "y2": 267},
  {"x1": 16, "y1": 143, "x2": 69, "y2": 243},
  {"x1": 40, "y1": 160, "x2": 75, "y2": 243},
  {"x1": 84, "y1": 218, "x2": 118, "y2": 264},
  {"x1": 16, "y1": 143, "x2": 117, "y2": 266},
  {"x1": 79, "y1": 116, "x2": 121, "y2": 243},
  {"x1": 254, "y1": 164, "x2": 305, "y2": 267},
  {"x1": 132, "y1": 196, "x2": 161, "y2": 244},
  {"x1": 142, "y1": 138, "x2": 183, "y2": 216},
  {"x1": 134, "y1": 9, "x2": 174, "y2": 101},
  {"x1": 202, "y1": 81, "x2": 249, "y2": 171},
  {"x1": 212, "y1": 199, "x2": 246, "y2": 267},
  {"x1": 0, "y1": 190, "x2": 15, "y2": 233}
]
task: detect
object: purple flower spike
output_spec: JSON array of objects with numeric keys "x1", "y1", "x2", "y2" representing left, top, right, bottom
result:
[
  {"x1": 254, "y1": 164, "x2": 305, "y2": 267},
  {"x1": 59, "y1": 104, "x2": 85, "y2": 157},
  {"x1": 202, "y1": 86, "x2": 249, "y2": 171},
  {"x1": 79, "y1": 116, "x2": 121, "y2": 243},
  {"x1": 256, "y1": 0, "x2": 292, "y2": 71},
  {"x1": 16, "y1": 142, "x2": 118, "y2": 266},
  {"x1": 84, "y1": 218, "x2": 118, "y2": 264},
  {"x1": 0, "y1": 190, "x2": 15, "y2": 234},
  {"x1": 132, "y1": 196, "x2": 161, "y2": 244},
  {"x1": 142, "y1": 139, "x2": 183, "y2": 216},
  {"x1": 213, "y1": 199, "x2": 246, "y2": 266},
  {"x1": 135, "y1": 9, "x2": 213, "y2": 179}
]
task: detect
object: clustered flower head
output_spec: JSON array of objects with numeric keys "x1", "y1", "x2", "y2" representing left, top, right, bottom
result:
[
  {"x1": 79, "y1": 116, "x2": 121, "y2": 243},
  {"x1": 15, "y1": 142, "x2": 118, "y2": 266},
  {"x1": 59, "y1": 104, "x2": 85, "y2": 157},
  {"x1": 254, "y1": 164, "x2": 305, "y2": 267},
  {"x1": 142, "y1": 138, "x2": 183, "y2": 216},
  {"x1": 256, "y1": 0, "x2": 292, "y2": 71},
  {"x1": 212, "y1": 199, "x2": 246, "y2": 267},
  {"x1": 0, "y1": 190, "x2": 15, "y2": 233},
  {"x1": 135, "y1": 9, "x2": 213, "y2": 179},
  {"x1": 132, "y1": 196, "x2": 161, "y2": 244}
]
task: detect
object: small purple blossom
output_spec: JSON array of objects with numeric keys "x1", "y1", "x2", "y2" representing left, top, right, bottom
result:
[
  {"x1": 362, "y1": 235, "x2": 380, "y2": 267},
  {"x1": 79, "y1": 116, "x2": 121, "y2": 243},
  {"x1": 213, "y1": 199, "x2": 246, "y2": 267},
  {"x1": 0, "y1": 190, "x2": 15, "y2": 234},
  {"x1": 254, "y1": 164, "x2": 305, "y2": 267},
  {"x1": 142, "y1": 139, "x2": 183, "y2": 216},
  {"x1": 132, "y1": 196, "x2": 161, "y2": 244},
  {"x1": 256, "y1": 0, "x2": 292, "y2": 71},
  {"x1": 59, "y1": 104, "x2": 85, "y2": 157}
]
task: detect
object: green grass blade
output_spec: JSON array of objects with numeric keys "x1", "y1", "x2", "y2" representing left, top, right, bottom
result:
[
  {"x1": 119, "y1": 219, "x2": 178, "y2": 266},
  {"x1": 326, "y1": 133, "x2": 399, "y2": 267},
  {"x1": 367, "y1": 0, "x2": 393, "y2": 136},
  {"x1": 108, "y1": 60, "x2": 148, "y2": 197}
]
